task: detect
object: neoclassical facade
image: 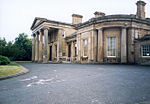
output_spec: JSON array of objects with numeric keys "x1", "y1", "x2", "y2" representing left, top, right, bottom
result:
[{"x1": 31, "y1": 0, "x2": 150, "y2": 64}]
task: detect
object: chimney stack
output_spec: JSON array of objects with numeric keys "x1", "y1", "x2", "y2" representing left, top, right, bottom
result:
[
  {"x1": 136, "y1": 0, "x2": 146, "y2": 19},
  {"x1": 94, "y1": 11, "x2": 105, "y2": 18},
  {"x1": 72, "y1": 14, "x2": 83, "y2": 25}
]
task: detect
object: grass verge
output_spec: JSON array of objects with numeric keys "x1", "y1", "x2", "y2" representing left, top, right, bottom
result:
[
  {"x1": 0, "y1": 62, "x2": 24, "y2": 78},
  {"x1": 14, "y1": 61, "x2": 32, "y2": 63}
]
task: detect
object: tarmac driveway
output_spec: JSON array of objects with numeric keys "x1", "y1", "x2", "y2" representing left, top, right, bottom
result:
[{"x1": 0, "y1": 63, "x2": 150, "y2": 104}]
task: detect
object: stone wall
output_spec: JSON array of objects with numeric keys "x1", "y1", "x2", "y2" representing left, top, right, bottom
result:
[
  {"x1": 103, "y1": 28, "x2": 121, "y2": 63},
  {"x1": 135, "y1": 39, "x2": 150, "y2": 64}
]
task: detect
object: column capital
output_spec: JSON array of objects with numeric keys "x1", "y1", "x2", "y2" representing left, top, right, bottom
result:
[
  {"x1": 121, "y1": 25, "x2": 128, "y2": 29},
  {"x1": 96, "y1": 28, "x2": 103, "y2": 31},
  {"x1": 43, "y1": 27, "x2": 50, "y2": 30},
  {"x1": 121, "y1": 27, "x2": 127, "y2": 29},
  {"x1": 58, "y1": 28, "x2": 63, "y2": 31},
  {"x1": 31, "y1": 34, "x2": 36, "y2": 37},
  {"x1": 38, "y1": 29, "x2": 43, "y2": 33},
  {"x1": 33, "y1": 32, "x2": 39, "y2": 36}
]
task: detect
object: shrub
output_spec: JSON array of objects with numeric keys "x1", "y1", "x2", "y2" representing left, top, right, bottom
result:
[{"x1": 0, "y1": 55, "x2": 10, "y2": 65}]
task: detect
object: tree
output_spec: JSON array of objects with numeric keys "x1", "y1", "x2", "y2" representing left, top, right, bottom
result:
[
  {"x1": 0, "y1": 33, "x2": 32, "y2": 61},
  {"x1": 14, "y1": 33, "x2": 32, "y2": 61},
  {"x1": 0, "y1": 38, "x2": 7, "y2": 56},
  {"x1": 0, "y1": 38, "x2": 7, "y2": 47}
]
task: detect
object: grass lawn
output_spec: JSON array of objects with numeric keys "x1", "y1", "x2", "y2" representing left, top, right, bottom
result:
[{"x1": 0, "y1": 62, "x2": 24, "y2": 78}]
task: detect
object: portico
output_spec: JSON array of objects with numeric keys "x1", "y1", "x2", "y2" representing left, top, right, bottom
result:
[{"x1": 31, "y1": 27, "x2": 65, "y2": 63}]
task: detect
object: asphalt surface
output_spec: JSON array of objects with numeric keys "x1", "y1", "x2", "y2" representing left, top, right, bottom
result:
[{"x1": 0, "y1": 63, "x2": 150, "y2": 104}]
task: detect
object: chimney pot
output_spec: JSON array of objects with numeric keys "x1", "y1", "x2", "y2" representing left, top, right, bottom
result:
[{"x1": 94, "y1": 11, "x2": 105, "y2": 18}]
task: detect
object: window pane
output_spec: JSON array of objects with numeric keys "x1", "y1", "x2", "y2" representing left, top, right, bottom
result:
[
  {"x1": 83, "y1": 39, "x2": 88, "y2": 56},
  {"x1": 142, "y1": 45, "x2": 150, "y2": 56},
  {"x1": 107, "y1": 37, "x2": 116, "y2": 56}
]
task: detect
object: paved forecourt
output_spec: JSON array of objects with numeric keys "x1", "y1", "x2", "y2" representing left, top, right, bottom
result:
[{"x1": 0, "y1": 63, "x2": 150, "y2": 104}]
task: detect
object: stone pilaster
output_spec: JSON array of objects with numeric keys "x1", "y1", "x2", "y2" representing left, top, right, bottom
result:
[
  {"x1": 128, "y1": 28, "x2": 135, "y2": 63},
  {"x1": 81, "y1": 38, "x2": 83, "y2": 58},
  {"x1": 57, "y1": 29, "x2": 63, "y2": 62},
  {"x1": 32, "y1": 34, "x2": 36, "y2": 62},
  {"x1": 98, "y1": 28, "x2": 103, "y2": 62},
  {"x1": 89, "y1": 29, "x2": 97, "y2": 62},
  {"x1": 38, "y1": 30, "x2": 43, "y2": 62},
  {"x1": 121, "y1": 27, "x2": 127, "y2": 63},
  {"x1": 88, "y1": 32, "x2": 91, "y2": 61},
  {"x1": 35, "y1": 33, "x2": 39, "y2": 62},
  {"x1": 43, "y1": 27, "x2": 49, "y2": 63}
]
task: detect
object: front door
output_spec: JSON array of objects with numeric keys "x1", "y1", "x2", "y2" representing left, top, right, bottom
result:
[{"x1": 49, "y1": 46, "x2": 52, "y2": 61}]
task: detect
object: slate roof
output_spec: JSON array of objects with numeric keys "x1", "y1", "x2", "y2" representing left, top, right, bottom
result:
[{"x1": 31, "y1": 15, "x2": 150, "y2": 30}]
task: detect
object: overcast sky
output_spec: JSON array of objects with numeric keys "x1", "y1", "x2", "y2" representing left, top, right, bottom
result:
[{"x1": 0, "y1": 0, "x2": 150, "y2": 42}]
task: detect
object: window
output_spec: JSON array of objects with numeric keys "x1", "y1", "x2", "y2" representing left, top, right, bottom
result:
[
  {"x1": 83, "y1": 39, "x2": 88, "y2": 56},
  {"x1": 107, "y1": 37, "x2": 116, "y2": 57},
  {"x1": 141, "y1": 45, "x2": 150, "y2": 57}
]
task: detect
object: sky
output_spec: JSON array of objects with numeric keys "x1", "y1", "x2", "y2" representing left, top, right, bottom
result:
[{"x1": 0, "y1": 0, "x2": 150, "y2": 42}]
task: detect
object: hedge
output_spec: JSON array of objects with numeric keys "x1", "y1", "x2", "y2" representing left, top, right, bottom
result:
[{"x1": 0, "y1": 55, "x2": 10, "y2": 65}]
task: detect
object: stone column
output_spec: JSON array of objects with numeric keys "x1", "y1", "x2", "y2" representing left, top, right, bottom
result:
[
  {"x1": 57, "y1": 29, "x2": 63, "y2": 62},
  {"x1": 98, "y1": 28, "x2": 103, "y2": 62},
  {"x1": 38, "y1": 30, "x2": 43, "y2": 62},
  {"x1": 121, "y1": 27, "x2": 127, "y2": 63},
  {"x1": 35, "y1": 33, "x2": 39, "y2": 62},
  {"x1": 77, "y1": 34, "x2": 81, "y2": 62},
  {"x1": 71, "y1": 41, "x2": 75, "y2": 61},
  {"x1": 32, "y1": 34, "x2": 36, "y2": 62},
  {"x1": 43, "y1": 27, "x2": 49, "y2": 63}
]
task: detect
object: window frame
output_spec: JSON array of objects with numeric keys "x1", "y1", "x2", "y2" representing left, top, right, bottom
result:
[
  {"x1": 106, "y1": 36, "x2": 117, "y2": 57},
  {"x1": 83, "y1": 39, "x2": 88, "y2": 57},
  {"x1": 141, "y1": 45, "x2": 150, "y2": 58}
]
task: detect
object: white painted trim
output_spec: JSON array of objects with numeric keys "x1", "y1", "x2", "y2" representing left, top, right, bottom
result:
[{"x1": 142, "y1": 56, "x2": 150, "y2": 58}]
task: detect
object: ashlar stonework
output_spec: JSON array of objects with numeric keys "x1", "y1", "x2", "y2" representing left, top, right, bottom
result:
[{"x1": 31, "y1": 0, "x2": 150, "y2": 64}]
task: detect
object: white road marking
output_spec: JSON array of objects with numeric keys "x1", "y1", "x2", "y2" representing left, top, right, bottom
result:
[
  {"x1": 20, "y1": 76, "x2": 38, "y2": 81},
  {"x1": 26, "y1": 77, "x2": 66, "y2": 87}
]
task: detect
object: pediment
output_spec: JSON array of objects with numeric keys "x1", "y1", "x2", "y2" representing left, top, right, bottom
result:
[{"x1": 31, "y1": 17, "x2": 46, "y2": 30}]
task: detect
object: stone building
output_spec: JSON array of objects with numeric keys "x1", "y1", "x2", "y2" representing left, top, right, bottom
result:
[{"x1": 31, "y1": 0, "x2": 150, "y2": 64}]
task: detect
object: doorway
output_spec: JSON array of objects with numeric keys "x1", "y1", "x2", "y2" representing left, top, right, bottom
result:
[
  {"x1": 68, "y1": 44, "x2": 71, "y2": 58},
  {"x1": 49, "y1": 46, "x2": 52, "y2": 61}
]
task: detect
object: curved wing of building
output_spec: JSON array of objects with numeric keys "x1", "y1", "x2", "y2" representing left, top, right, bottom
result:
[{"x1": 31, "y1": 0, "x2": 150, "y2": 65}]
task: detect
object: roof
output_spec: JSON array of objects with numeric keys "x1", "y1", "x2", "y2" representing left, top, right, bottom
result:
[
  {"x1": 76, "y1": 14, "x2": 150, "y2": 29},
  {"x1": 31, "y1": 14, "x2": 150, "y2": 30},
  {"x1": 31, "y1": 17, "x2": 74, "y2": 30}
]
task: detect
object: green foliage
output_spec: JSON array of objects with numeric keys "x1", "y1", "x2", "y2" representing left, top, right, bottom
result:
[
  {"x1": 0, "y1": 33, "x2": 32, "y2": 61},
  {"x1": 0, "y1": 38, "x2": 7, "y2": 47},
  {"x1": 0, "y1": 55, "x2": 10, "y2": 65}
]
